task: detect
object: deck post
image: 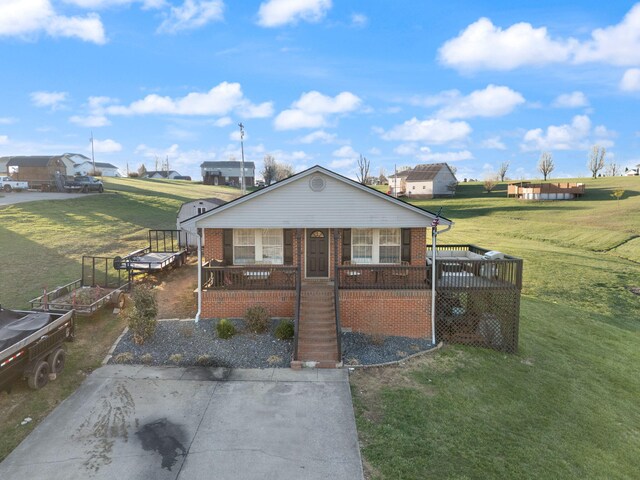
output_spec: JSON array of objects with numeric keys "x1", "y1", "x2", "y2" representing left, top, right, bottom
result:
[{"x1": 195, "y1": 228, "x2": 202, "y2": 323}]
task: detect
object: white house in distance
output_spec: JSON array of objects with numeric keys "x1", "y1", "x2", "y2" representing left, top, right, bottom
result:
[
  {"x1": 389, "y1": 163, "x2": 458, "y2": 198},
  {"x1": 177, "y1": 197, "x2": 227, "y2": 247},
  {"x1": 201, "y1": 161, "x2": 255, "y2": 187},
  {"x1": 625, "y1": 164, "x2": 640, "y2": 176},
  {"x1": 74, "y1": 160, "x2": 121, "y2": 177},
  {"x1": 143, "y1": 170, "x2": 185, "y2": 180}
]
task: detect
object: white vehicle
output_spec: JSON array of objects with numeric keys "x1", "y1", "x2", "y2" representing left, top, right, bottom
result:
[{"x1": 0, "y1": 176, "x2": 29, "y2": 192}]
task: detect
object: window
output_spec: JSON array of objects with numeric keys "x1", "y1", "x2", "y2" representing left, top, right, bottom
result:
[
  {"x1": 233, "y1": 229, "x2": 283, "y2": 265},
  {"x1": 197, "y1": 207, "x2": 206, "y2": 215},
  {"x1": 352, "y1": 228, "x2": 401, "y2": 264}
]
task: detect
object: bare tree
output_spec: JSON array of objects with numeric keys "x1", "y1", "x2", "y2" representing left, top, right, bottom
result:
[
  {"x1": 449, "y1": 165, "x2": 458, "y2": 177},
  {"x1": 538, "y1": 152, "x2": 554, "y2": 181},
  {"x1": 378, "y1": 167, "x2": 387, "y2": 185},
  {"x1": 483, "y1": 176, "x2": 497, "y2": 193},
  {"x1": 137, "y1": 164, "x2": 147, "y2": 177},
  {"x1": 261, "y1": 155, "x2": 278, "y2": 185},
  {"x1": 356, "y1": 154, "x2": 370, "y2": 184},
  {"x1": 275, "y1": 162, "x2": 294, "y2": 181},
  {"x1": 498, "y1": 161, "x2": 510, "y2": 181},
  {"x1": 587, "y1": 145, "x2": 606, "y2": 178},
  {"x1": 605, "y1": 162, "x2": 621, "y2": 177}
]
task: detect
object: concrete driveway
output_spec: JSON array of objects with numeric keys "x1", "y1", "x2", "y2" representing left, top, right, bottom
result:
[
  {"x1": 0, "y1": 366, "x2": 364, "y2": 480},
  {"x1": 0, "y1": 191, "x2": 98, "y2": 206}
]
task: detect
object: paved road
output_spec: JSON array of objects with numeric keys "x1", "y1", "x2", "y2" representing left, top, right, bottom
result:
[
  {"x1": 0, "y1": 191, "x2": 98, "y2": 206},
  {"x1": 0, "y1": 366, "x2": 364, "y2": 480}
]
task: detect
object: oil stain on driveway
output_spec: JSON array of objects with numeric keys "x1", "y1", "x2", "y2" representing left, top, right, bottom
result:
[{"x1": 0, "y1": 365, "x2": 364, "y2": 480}]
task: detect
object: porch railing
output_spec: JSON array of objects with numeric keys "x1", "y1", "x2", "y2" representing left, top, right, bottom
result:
[
  {"x1": 201, "y1": 262, "x2": 298, "y2": 290},
  {"x1": 336, "y1": 265, "x2": 430, "y2": 290}
]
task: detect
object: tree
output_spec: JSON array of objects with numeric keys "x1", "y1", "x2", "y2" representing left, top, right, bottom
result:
[
  {"x1": 449, "y1": 165, "x2": 458, "y2": 177},
  {"x1": 498, "y1": 161, "x2": 510, "y2": 181},
  {"x1": 261, "y1": 155, "x2": 278, "y2": 185},
  {"x1": 356, "y1": 154, "x2": 370, "y2": 184},
  {"x1": 483, "y1": 175, "x2": 497, "y2": 193},
  {"x1": 587, "y1": 145, "x2": 606, "y2": 179},
  {"x1": 538, "y1": 152, "x2": 554, "y2": 180},
  {"x1": 275, "y1": 162, "x2": 294, "y2": 181},
  {"x1": 137, "y1": 164, "x2": 147, "y2": 177},
  {"x1": 605, "y1": 162, "x2": 621, "y2": 177},
  {"x1": 378, "y1": 167, "x2": 387, "y2": 185}
]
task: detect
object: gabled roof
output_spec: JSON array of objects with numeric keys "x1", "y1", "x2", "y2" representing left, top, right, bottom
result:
[
  {"x1": 181, "y1": 164, "x2": 453, "y2": 228},
  {"x1": 388, "y1": 169, "x2": 412, "y2": 179},
  {"x1": 406, "y1": 163, "x2": 454, "y2": 182},
  {"x1": 201, "y1": 161, "x2": 256, "y2": 169},
  {"x1": 6, "y1": 156, "x2": 61, "y2": 167}
]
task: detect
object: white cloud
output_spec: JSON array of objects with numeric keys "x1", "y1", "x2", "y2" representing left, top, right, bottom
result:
[
  {"x1": 297, "y1": 130, "x2": 337, "y2": 144},
  {"x1": 351, "y1": 13, "x2": 367, "y2": 27},
  {"x1": 381, "y1": 117, "x2": 471, "y2": 144},
  {"x1": 274, "y1": 90, "x2": 361, "y2": 130},
  {"x1": 229, "y1": 130, "x2": 246, "y2": 141},
  {"x1": 106, "y1": 82, "x2": 273, "y2": 118},
  {"x1": 329, "y1": 158, "x2": 356, "y2": 169},
  {"x1": 480, "y1": 136, "x2": 506, "y2": 150},
  {"x1": 553, "y1": 91, "x2": 589, "y2": 108},
  {"x1": 91, "y1": 138, "x2": 122, "y2": 153},
  {"x1": 332, "y1": 145, "x2": 358, "y2": 158},
  {"x1": 0, "y1": 117, "x2": 16, "y2": 125},
  {"x1": 439, "y1": 17, "x2": 572, "y2": 71},
  {"x1": 418, "y1": 148, "x2": 474, "y2": 162},
  {"x1": 0, "y1": 135, "x2": 9, "y2": 145},
  {"x1": 435, "y1": 85, "x2": 525, "y2": 119},
  {"x1": 63, "y1": 0, "x2": 165, "y2": 8},
  {"x1": 157, "y1": 0, "x2": 224, "y2": 34},
  {"x1": 0, "y1": 0, "x2": 106, "y2": 44},
  {"x1": 620, "y1": 68, "x2": 640, "y2": 92},
  {"x1": 439, "y1": 5, "x2": 640, "y2": 71},
  {"x1": 521, "y1": 115, "x2": 615, "y2": 151},
  {"x1": 69, "y1": 115, "x2": 111, "y2": 127},
  {"x1": 30, "y1": 91, "x2": 68, "y2": 109},
  {"x1": 368, "y1": 147, "x2": 381, "y2": 155},
  {"x1": 214, "y1": 116, "x2": 232, "y2": 127},
  {"x1": 257, "y1": 0, "x2": 331, "y2": 27}
]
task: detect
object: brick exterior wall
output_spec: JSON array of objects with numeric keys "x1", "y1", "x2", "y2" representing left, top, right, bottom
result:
[
  {"x1": 410, "y1": 227, "x2": 427, "y2": 266},
  {"x1": 204, "y1": 228, "x2": 224, "y2": 262},
  {"x1": 201, "y1": 290, "x2": 295, "y2": 318},
  {"x1": 339, "y1": 290, "x2": 431, "y2": 338}
]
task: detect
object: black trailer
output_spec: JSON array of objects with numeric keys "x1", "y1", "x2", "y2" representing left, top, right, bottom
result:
[
  {"x1": 0, "y1": 308, "x2": 75, "y2": 392},
  {"x1": 114, "y1": 230, "x2": 188, "y2": 276},
  {"x1": 30, "y1": 256, "x2": 130, "y2": 316}
]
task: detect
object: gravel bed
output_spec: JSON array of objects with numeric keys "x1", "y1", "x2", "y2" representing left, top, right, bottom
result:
[
  {"x1": 109, "y1": 318, "x2": 293, "y2": 368},
  {"x1": 342, "y1": 332, "x2": 434, "y2": 366}
]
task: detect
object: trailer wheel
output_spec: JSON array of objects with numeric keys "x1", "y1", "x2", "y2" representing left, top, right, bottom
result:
[
  {"x1": 28, "y1": 361, "x2": 50, "y2": 390},
  {"x1": 112, "y1": 292, "x2": 126, "y2": 309},
  {"x1": 48, "y1": 348, "x2": 66, "y2": 374},
  {"x1": 82, "y1": 185, "x2": 89, "y2": 193},
  {"x1": 3, "y1": 184, "x2": 11, "y2": 192},
  {"x1": 98, "y1": 185, "x2": 104, "y2": 193}
]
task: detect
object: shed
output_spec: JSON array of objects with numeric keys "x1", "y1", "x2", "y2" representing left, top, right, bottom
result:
[
  {"x1": 177, "y1": 197, "x2": 227, "y2": 247},
  {"x1": 405, "y1": 163, "x2": 458, "y2": 198},
  {"x1": 6, "y1": 156, "x2": 68, "y2": 182}
]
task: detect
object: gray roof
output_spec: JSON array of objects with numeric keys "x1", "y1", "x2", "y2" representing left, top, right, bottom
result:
[
  {"x1": 5, "y1": 156, "x2": 62, "y2": 167},
  {"x1": 388, "y1": 169, "x2": 412, "y2": 179},
  {"x1": 405, "y1": 163, "x2": 452, "y2": 182},
  {"x1": 201, "y1": 161, "x2": 256, "y2": 169},
  {"x1": 94, "y1": 162, "x2": 118, "y2": 169},
  {"x1": 144, "y1": 170, "x2": 180, "y2": 178}
]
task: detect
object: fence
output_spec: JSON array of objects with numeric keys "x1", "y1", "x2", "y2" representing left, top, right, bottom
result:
[
  {"x1": 336, "y1": 265, "x2": 430, "y2": 289},
  {"x1": 201, "y1": 262, "x2": 298, "y2": 291}
]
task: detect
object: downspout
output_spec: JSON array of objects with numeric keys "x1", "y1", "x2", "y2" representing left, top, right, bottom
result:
[
  {"x1": 195, "y1": 227, "x2": 202, "y2": 323},
  {"x1": 430, "y1": 222, "x2": 452, "y2": 345}
]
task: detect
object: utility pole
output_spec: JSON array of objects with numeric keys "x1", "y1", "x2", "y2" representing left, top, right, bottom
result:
[
  {"x1": 90, "y1": 131, "x2": 96, "y2": 174},
  {"x1": 238, "y1": 122, "x2": 246, "y2": 195}
]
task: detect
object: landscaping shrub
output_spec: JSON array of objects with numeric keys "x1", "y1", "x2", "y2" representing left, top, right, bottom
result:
[
  {"x1": 125, "y1": 286, "x2": 158, "y2": 345},
  {"x1": 245, "y1": 306, "x2": 270, "y2": 333},
  {"x1": 275, "y1": 319, "x2": 294, "y2": 340},
  {"x1": 216, "y1": 318, "x2": 236, "y2": 339}
]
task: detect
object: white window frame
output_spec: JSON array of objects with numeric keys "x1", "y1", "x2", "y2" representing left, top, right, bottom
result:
[
  {"x1": 351, "y1": 228, "x2": 401, "y2": 264},
  {"x1": 233, "y1": 229, "x2": 284, "y2": 265}
]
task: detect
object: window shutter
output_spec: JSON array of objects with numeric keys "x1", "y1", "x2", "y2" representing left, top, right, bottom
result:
[
  {"x1": 341, "y1": 228, "x2": 351, "y2": 263},
  {"x1": 283, "y1": 229, "x2": 293, "y2": 265},
  {"x1": 401, "y1": 228, "x2": 411, "y2": 263},
  {"x1": 223, "y1": 229, "x2": 233, "y2": 265}
]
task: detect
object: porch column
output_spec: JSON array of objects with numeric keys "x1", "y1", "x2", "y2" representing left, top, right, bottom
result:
[{"x1": 196, "y1": 227, "x2": 202, "y2": 323}]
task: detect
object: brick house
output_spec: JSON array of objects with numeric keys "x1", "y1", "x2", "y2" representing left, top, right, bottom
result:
[{"x1": 181, "y1": 165, "x2": 456, "y2": 367}]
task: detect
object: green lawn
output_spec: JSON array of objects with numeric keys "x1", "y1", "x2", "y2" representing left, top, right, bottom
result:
[{"x1": 352, "y1": 176, "x2": 640, "y2": 479}]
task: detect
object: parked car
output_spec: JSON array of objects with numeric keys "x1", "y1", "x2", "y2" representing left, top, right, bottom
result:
[
  {"x1": 66, "y1": 175, "x2": 104, "y2": 193},
  {"x1": 0, "y1": 176, "x2": 29, "y2": 192}
]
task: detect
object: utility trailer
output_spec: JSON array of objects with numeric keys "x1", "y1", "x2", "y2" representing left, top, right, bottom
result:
[
  {"x1": 30, "y1": 256, "x2": 129, "y2": 316},
  {"x1": 114, "y1": 230, "x2": 188, "y2": 277},
  {"x1": 0, "y1": 308, "x2": 74, "y2": 392}
]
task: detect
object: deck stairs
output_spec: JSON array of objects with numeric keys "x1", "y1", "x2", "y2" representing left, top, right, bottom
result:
[{"x1": 294, "y1": 281, "x2": 341, "y2": 368}]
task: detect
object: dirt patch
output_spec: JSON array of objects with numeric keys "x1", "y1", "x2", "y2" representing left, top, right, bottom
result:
[
  {"x1": 628, "y1": 286, "x2": 640, "y2": 296},
  {"x1": 152, "y1": 257, "x2": 198, "y2": 319}
]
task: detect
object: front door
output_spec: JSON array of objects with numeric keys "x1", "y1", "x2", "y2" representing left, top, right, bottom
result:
[{"x1": 306, "y1": 229, "x2": 329, "y2": 277}]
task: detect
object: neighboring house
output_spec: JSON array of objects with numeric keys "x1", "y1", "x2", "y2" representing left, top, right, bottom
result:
[
  {"x1": 625, "y1": 165, "x2": 640, "y2": 176},
  {"x1": 182, "y1": 165, "x2": 523, "y2": 367},
  {"x1": 143, "y1": 170, "x2": 183, "y2": 179},
  {"x1": 404, "y1": 163, "x2": 458, "y2": 198},
  {"x1": 387, "y1": 169, "x2": 411, "y2": 195},
  {"x1": 201, "y1": 161, "x2": 255, "y2": 187},
  {"x1": 177, "y1": 197, "x2": 227, "y2": 247},
  {"x1": 74, "y1": 161, "x2": 121, "y2": 177},
  {"x1": 507, "y1": 182, "x2": 585, "y2": 200}
]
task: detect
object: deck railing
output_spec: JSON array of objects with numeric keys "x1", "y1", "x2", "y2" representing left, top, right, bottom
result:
[
  {"x1": 201, "y1": 262, "x2": 298, "y2": 290},
  {"x1": 336, "y1": 265, "x2": 430, "y2": 290}
]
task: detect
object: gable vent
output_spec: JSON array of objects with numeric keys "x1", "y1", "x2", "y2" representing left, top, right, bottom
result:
[{"x1": 309, "y1": 175, "x2": 326, "y2": 192}]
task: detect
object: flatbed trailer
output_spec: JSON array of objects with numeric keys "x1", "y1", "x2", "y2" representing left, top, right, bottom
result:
[
  {"x1": 0, "y1": 308, "x2": 74, "y2": 392},
  {"x1": 30, "y1": 256, "x2": 129, "y2": 316},
  {"x1": 114, "y1": 230, "x2": 188, "y2": 276}
]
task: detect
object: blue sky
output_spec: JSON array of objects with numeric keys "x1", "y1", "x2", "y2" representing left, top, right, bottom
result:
[{"x1": 1, "y1": 0, "x2": 639, "y2": 181}]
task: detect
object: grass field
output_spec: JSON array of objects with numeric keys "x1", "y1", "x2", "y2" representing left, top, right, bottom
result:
[{"x1": 1, "y1": 175, "x2": 639, "y2": 476}]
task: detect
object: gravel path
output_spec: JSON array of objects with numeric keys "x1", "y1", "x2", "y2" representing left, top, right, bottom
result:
[
  {"x1": 342, "y1": 332, "x2": 434, "y2": 366},
  {"x1": 109, "y1": 318, "x2": 292, "y2": 368}
]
